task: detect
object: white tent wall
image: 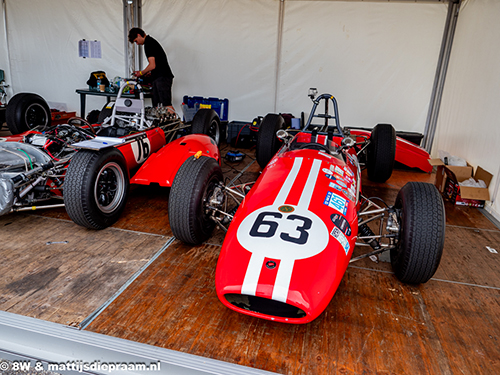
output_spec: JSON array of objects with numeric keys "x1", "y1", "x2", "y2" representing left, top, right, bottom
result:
[
  {"x1": 433, "y1": 0, "x2": 500, "y2": 221},
  {"x1": 142, "y1": 0, "x2": 447, "y2": 130},
  {"x1": 278, "y1": 1, "x2": 446, "y2": 131},
  {"x1": 1, "y1": 0, "x2": 13, "y2": 98},
  {"x1": 3, "y1": 0, "x2": 448, "y2": 130},
  {"x1": 5, "y1": 0, "x2": 124, "y2": 114},
  {"x1": 142, "y1": 0, "x2": 281, "y2": 121}
]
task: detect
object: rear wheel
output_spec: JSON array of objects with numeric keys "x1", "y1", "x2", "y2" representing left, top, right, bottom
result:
[
  {"x1": 65, "y1": 149, "x2": 129, "y2": 229},
  {"x1": 366, "y1": 123, "x2": 396, "y2": 182},
  {"x1": 169, "y1": 155, "x2": 223, "y2": 245},
  {"x1": 391, "y1": 182, "x2": 445, "y2": 283},
  {"x1": 191, "y1": 109, "x2": 221, "y2": 147},
  {"x1": 256, "y1": 113, "x2": 285, "y2": 169},
  {"x1": 6, "y1": 93, "x2": 51, "y2": 134}
]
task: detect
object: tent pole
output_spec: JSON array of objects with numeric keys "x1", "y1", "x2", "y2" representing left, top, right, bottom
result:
[
  {"x1": 123, "y1": 0, "x2": 142, "y2": 78},
  {"x1": 273, "y1": 0, "x2": 285, "y2": 114},
  {"x1": 422, "y1": 0, "x2": 461, "y2": 153},
  {"x1": 1, "y1": 0, "x2": 12, "y2": 98}
]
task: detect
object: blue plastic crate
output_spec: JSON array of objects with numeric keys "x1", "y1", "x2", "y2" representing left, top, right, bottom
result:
[
  {"x1": 226, "y1": 121, "x2": 257, "y2": 147},
  {"x1": 182, "y1": 95, "x2": 229, "y2": 122}
]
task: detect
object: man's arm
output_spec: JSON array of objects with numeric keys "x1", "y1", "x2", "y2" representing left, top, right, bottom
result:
[{"x1": 134, "y1": 56, "x2": 155, "y2": 77}]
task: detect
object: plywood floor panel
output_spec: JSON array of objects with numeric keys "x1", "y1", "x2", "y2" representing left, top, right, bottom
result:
[
  {"x1": 2, "y1": 139, "x2": 499, "y2": 374},
  {"x1": 0, "y1": 214, "x2": 169, "y2": 325},
  {"x1": 85, "y1": 163, "x2": 500, "y2": 374}
]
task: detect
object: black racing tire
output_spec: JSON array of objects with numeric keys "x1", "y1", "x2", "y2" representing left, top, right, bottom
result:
[
  {"x1": 64, "y1": 148, "x2": 129, "y2": 229},
  {"x1": 256, "y1": 113, "x2": 285, "y2": 169},
  {"x1": 390, "y1": 182, "x2": 445, "y2": 284},
  {"x1": 6, "y1": 93, "x2": 51, "y2": 134},
  {"x1": 191, "y1": 109, "x2": 221, "y2": 147},
  {"x1": 169, "y1": 155, "x2": 223, "y2": 245},
  {"x1": 366, "y1": 123, "x2": 396, "y2": 183}
]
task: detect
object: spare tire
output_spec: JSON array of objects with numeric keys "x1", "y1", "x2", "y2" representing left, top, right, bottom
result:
[{"x1": 6, "y1": 93, "x2": 51, "y2": 134}]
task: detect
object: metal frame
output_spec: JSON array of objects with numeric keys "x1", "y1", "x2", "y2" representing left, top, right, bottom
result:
[
  {"x1": 0, "y1": 310, "x2": 278, "y2": 375},
  {"x1": 422, "y1": 0, "x2": 462, "y2": 152},
  {"x1": 123, "y1": 0, "x2": 143, "y2": 78}
]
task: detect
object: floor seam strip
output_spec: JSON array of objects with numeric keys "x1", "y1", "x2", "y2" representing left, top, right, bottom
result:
[
  {"x1": 445, "y1": 224, "x2": 500, "y2": 233},
  {"x1": 348, "y1": 265, "x2": 500, "y2": 290},
  {"x1": 31, "y1": 214, "x2": 168, "y2": 237},
  {"x1": 79, "y1": 236, "x2": 177, "y2": 330}
]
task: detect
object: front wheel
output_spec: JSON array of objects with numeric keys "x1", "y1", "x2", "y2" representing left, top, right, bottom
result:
[
  {"x1": 390, "y1": 182, "x2": 445, "y2": 283},
  {"x1": 366, "y1": 123, "x2": 396, "y2": 182},
  {"x1": 191, "y1": 109, "x2": 221, "y2": 147},
  {"x1": 169, "y1": 155, "x2": 223, "y2": 245},
  {"x1": 6, "y1": 93, "x2": 51, "y2": 134},
  {"x1": 256, "y1": 113, "x2": 285, "y2": 169},
  {"x1": 64, "y1": 149, "x2": 129, "y2": 229}
]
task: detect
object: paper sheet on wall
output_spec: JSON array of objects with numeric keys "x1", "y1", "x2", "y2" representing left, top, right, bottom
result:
[{"x1": 78, "y1": 40, "x2": 101, "y2": 58}]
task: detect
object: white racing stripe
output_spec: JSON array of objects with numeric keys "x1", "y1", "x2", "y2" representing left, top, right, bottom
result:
[
  {"x1": 272, "y1": 158, "x2": 322, "y2": 302},
  {"x1": 240, "y1": 157, "x2": 324, "y2": 303},
  {"x1": 273, "y1": 157, "x2": 303, "y2": 206},
  {"x1": 241, "y1": 157, "x2": 303, "y2": 298},
  {"x1": 298, "y1": 159, "x2": 322, "y2": 209}
]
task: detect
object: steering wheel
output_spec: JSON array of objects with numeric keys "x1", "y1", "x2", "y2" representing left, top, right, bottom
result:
[
  {"x1": 67, "y1": 117, "x2": 96, "y2": 135},
  {"x1": 295, "y1": 142, "x2": 331, "y2": 154}
]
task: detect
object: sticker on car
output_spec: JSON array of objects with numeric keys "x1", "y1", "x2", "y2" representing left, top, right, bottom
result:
[
  {"x1": 330, "y1": 213, "x2": 352, "y2": 236},
  {"x1": 323, "y1": 191, "x2": 348, "y2": 215},
  {"x1": 331, "y1": 226, "x2": 350, "y2": 255}
]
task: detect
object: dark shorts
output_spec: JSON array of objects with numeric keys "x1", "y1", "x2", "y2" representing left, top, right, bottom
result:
[{"x1": 152, "y1": 76, "x2": 173, "y2": 108}]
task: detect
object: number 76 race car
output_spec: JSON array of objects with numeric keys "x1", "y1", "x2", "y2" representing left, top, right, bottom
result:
[
  {"x1": 0, "y1": 81, "x2": 220, "y2": 228},
  {"x1": 169, "y1": 91, "x2": 446, "y2": 324}
]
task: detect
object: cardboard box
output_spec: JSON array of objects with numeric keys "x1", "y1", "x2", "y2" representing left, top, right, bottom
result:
[{"x1": 430, "y1": 159, "x2": 492, "y2": 208}]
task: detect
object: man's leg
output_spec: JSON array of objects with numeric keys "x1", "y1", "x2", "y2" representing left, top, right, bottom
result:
[{"x1": 154, "y1": 76, "x2": 174, "y2": 113}]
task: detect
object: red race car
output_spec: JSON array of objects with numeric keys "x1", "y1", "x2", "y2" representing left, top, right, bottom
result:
[
  {"x1": 0, "y1": 80, "x2": 220, "y2": 229},
  {"x1": 170, "y1": 90, "x2": 445, "y2": 324}
]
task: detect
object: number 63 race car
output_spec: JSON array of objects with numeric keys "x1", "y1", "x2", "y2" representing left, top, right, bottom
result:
[{"x1": 169, "y1": 90, "x2": 445, "y2": 324}]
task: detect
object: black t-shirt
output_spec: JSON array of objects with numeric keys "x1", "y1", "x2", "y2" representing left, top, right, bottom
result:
[{"x1": 144, "y1": 35, "x2": 174, "y2": 80}]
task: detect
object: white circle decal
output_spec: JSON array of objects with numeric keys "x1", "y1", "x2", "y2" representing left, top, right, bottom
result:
[{"x1": 237, "y1": 205, "x2": 329, "y2": 261}]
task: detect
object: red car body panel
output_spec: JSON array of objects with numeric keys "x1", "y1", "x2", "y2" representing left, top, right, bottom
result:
[
  {"x1": 216, "y1": 134, "x2": 360, "y2": 323},
  {"x1": 131, "y1": 134, "x2": 220, "y2": 187},
  {"x1": 349, "y1": 129, "x2": 432, "y2": 173},
  {"x1": 115, "y1": 127, "x2": 168, "y2": 172}
]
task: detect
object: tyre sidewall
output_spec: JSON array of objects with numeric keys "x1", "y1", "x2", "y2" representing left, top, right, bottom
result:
[
  {"x1": 367, "y1": 123, "x2": 396, "y2": 182},
  {"x1": 6, "y1": 93, "x2": 51, "y2": 134},
  {"x1": 192, "y1": 109, "x2": 221, "y2": 147},
  {"x1": 169, "y1": 156, "x2": 223, "y2": 244},
  {"x1": 256, "y1": 113, "x2": 284, "y2": 169},
  {"x1": 66, "y1": 149, "x2": 129, "y2": 229}
]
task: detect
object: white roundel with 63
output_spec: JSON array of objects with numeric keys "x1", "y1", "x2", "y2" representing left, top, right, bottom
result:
[{"x1": 237, "y1": 205, "x2": 329, "y2": 260}]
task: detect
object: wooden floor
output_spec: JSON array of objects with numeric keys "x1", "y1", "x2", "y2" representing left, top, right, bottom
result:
[{"x1": 1, "y1": 137, "x2": 499, "y2": 374}]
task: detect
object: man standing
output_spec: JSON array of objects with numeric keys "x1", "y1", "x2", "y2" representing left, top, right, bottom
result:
[{"x1": 128, "y1": 28, "x2": 175, "y2": 114}]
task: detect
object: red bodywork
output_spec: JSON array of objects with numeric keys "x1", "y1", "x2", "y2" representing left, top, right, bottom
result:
[
  {"x1": 216, "y1": 133, "x2": 360, "y2": 323},
  {"x1": 350, "y1": 129, "x2": 432, "y2": 173},
  {"x1": 131, "y1": 134, "x2": 220, "y2": 187}
]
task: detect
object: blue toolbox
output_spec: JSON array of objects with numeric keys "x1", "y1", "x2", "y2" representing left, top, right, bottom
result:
[{"x1": 182, "y1": 95, "x2": 229, "y2": 122}]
